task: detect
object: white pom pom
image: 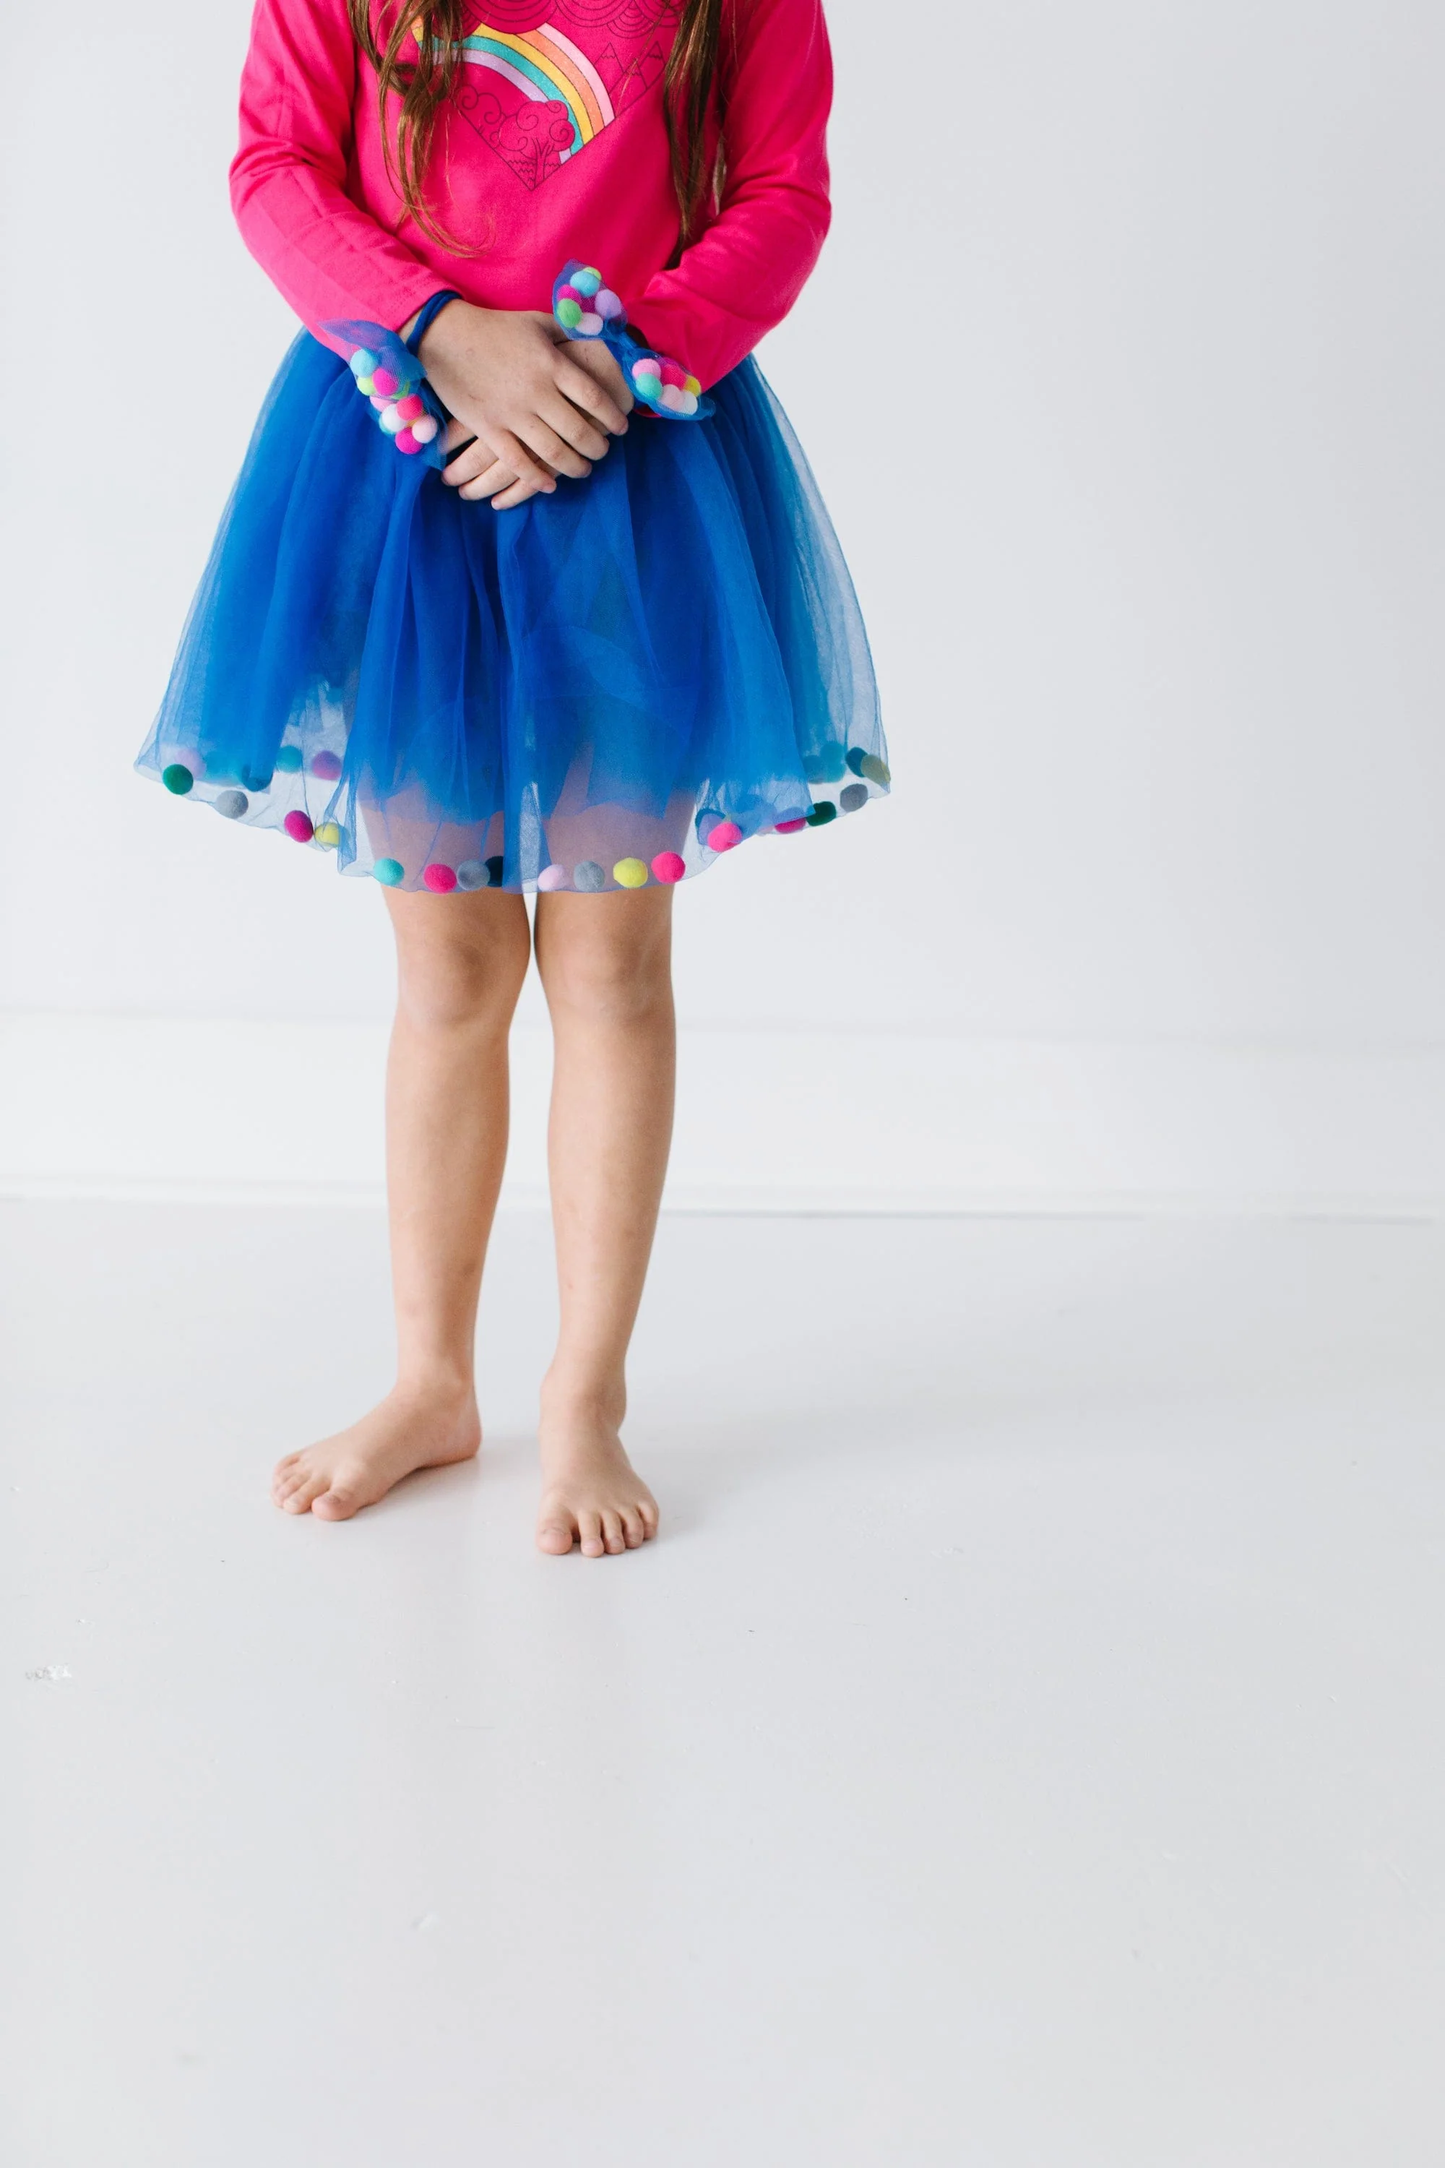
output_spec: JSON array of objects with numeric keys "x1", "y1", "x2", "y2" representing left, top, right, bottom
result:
[{"x1": 378, "y1": 405, "x2": 404, "y2": 435}]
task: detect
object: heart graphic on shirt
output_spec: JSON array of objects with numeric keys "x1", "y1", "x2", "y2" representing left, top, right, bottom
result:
[{"x1": 451, "y1": 0, "x2": 673, "y2": 189}]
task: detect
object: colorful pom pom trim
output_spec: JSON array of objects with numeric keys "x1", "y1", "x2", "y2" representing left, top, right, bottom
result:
[
  {"x1": 144, "y1": 740, "x2": 889, "y2": 888},
  {"x1": 322, "y1": 320, "x2": 447, "y2": 465},
  {"x1": 551, "y1": 262, "x2": 712, "y2": 422}
]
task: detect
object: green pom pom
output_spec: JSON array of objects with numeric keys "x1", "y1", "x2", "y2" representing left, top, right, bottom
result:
[
  {"x1": 161, "y1": 763, "x2": 194, "y2": 795},
  {"x1": 859, "y1": 754, "x2": 891, "y2": 786},
  {"x1": 806, "y1": 801, "x2": 837, "y2": 826},
  {"x1": 556, "y1": 298, "x2": 583, "y2": 328},
  {"x1": 373, "y1": 857, "x2": 405, "y2": 887}
]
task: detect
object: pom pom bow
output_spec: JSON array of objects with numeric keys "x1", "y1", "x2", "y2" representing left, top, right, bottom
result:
[
  {"x1": 552, "y1": 261, "x2": 711, "y2": 420},
  {"x1": 322, "y1": 320, "x2": 446, "y2": 462}
]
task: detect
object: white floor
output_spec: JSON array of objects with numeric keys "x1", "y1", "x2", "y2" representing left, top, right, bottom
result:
[{"x1": 4, "y1": 1202, "x2": 1443, "y2": 2167}]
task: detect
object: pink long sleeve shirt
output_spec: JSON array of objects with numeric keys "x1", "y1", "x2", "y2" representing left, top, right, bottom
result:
[{"x1": 230, "y1": 0, "x2": 832, "y2": 391}]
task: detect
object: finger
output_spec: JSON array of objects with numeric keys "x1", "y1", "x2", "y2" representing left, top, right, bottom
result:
[
  {"x1": 490, "y1": 475, "x2": 550, "y2": 512},
  {"x1": 458, "y1": 460, "x2": 519, "y2": 503},
  {"x1": 443, "y1": 440, "x2": 497, "y2": 488},
  {"x1": 515, "y1": 417, "x2": 591, "y2": 481},
  {"x1": 539, "y1": 392, "x2": 610, "y2": 462},
  {"x1": 553, "y1": 355, "x2": 631, "y2": 433},
  {"x1": 493, "y1": 429, "x2": 557, "y2": 494},
  {"x1": 444, "y1": 416, "x2": 478, "y2": 453}
]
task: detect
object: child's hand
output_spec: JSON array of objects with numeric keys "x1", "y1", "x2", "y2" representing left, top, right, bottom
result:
[
  {"x1": 549, "y1": 332, "x2": 636, "y2": 423},
  {"x1": 442, "y1": 338, "x2": 638, "y2": 515},
  {"x1": 420, "y1": 302, "x2": 628, "y2": 506}
]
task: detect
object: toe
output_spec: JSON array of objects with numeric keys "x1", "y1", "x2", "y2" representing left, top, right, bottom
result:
[
  {"x1": 536, "y1": 1515, "x2": 575, "y2": 1555},
  {"x1": 638, "y1": 1498, "x2": 659, "y2": 1538},
  {"x1": 282, "y1": 1471, "x2": 328, "y2": 1514},
  {"x1": 601, "y1": 1511, "x2": 626, "y2": 1555},
  {"x1": 312, "y1": 1483, "x2": 360, "y2": 1521},
  {"x1": 621, "y1": 1507, "x2": 645, "y2": 1548},
  {"x1": 578, "y1": 1511, "x2": 605, "y2": 1558}
]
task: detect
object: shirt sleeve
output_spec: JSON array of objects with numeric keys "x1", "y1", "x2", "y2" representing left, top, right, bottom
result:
[
  {"x1": 630, "y1": 0, "x2": 833, "y2": 390},
  {"x1": 229, "y1": 0, "x2": 445, "y2": 340}
]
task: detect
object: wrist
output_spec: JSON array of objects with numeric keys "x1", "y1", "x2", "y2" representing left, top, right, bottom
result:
[{"x1": 414, "y1": 293, "x2": 470, "y2": 367}]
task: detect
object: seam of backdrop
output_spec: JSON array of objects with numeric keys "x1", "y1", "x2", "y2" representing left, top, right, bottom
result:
[{"x1": 5, "y1": 1010, "x2": 1445, "y2": 1219}]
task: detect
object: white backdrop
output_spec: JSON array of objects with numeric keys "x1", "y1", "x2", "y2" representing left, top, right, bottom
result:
[{"x1": 3, "y1": 1, "x2": 1444, "y2": 1208}]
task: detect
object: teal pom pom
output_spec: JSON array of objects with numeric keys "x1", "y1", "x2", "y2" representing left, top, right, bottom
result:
[
  {"x1": 274, "y1": 745, "x2": 303, "y2": 773},
  {"x1": 161, "y1": 763, "x2": 194, "y2": 795},
  {"x1": 571, "y1": 267, "x2": 601, "y2": 297},
  {"x1": 350, "y1": 348, "x2": 379, "y2": 378},
  {"x1": 373, "y1": 857, "x2": 405, "y2": 886},
  {"x1": 804, "y1": 747, "x2": 846, "y2": 783},
  {"x1": 806, "y1": 801, "x2": 837, "y2": 825}
]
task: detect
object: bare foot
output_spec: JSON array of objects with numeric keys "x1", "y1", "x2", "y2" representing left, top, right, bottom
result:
[
  {"x1": 272, "y1": 1382, "x2": 481, "y2": 1521},
  {"x1": 536, "y1": 1387, "x2": 659, "y2": 1558}
]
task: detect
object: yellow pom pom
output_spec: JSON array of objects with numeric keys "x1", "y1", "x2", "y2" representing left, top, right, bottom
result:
[
  {"x1": 314, "y1": 822, "x2": 342, "y2": 848},
  {"x1": 612, "y1": 856, "x2": 649, "y2": 888},
  {"x1": 684, "y1": 375, "x2": 701, "y2": 396}
]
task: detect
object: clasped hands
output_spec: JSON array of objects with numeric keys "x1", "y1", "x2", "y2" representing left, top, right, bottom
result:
[{"x1": 416, "y1": 299, "x2": 634, "y2": 512}]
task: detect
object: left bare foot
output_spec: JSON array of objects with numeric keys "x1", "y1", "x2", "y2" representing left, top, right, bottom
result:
[{"x1": 536, "y1": 1386, "x2": 659, "y2": 1557}]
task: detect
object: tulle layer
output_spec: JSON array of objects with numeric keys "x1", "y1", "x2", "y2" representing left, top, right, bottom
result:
[{"x1": 136, "y1": 333, "x2": 887, "y2": 894}]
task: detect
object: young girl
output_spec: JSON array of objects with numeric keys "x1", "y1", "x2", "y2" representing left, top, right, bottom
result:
[{"x1": 136, "y1": 0, "x2": 887, "y2": 1552}]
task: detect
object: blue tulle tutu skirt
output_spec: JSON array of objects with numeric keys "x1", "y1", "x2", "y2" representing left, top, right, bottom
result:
[{"x1": 136, "y1": 333, "x2": 887, "y2": 894}]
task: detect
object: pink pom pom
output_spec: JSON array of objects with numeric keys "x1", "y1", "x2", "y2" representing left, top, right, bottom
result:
[
  {"x1": 556, "y1": 285, "x2": 582, "y2": 306},
  {"x1": 394, "y1": 429, "x2": 421, "y2": 454},
  {"x1": 284, "y1": 811, "x2": 314, "y2": 843},
  {"x1": 394, "y1": 393, "x2": 425, "y2": 423},
  {"x1": 310, "y1": 750, "x2": 343, "y2": 781},
  {"x1": 371, "y1": 367, "x2": 399, "y2": 397},
  {"x1": 409, "y1": 414, "x2": 438, "y2": 444},
  {"x1": 423, "y1": 863, "x2": 457, "y2": 893},
  {"x1": 537, "y1": 863, "x2": 569, "y2": 891},
  {"x1": 651, "y1": 851, "x2": 687, "y2": 884},
  {"x1": 370, "y1": 393, "x2": 392, "y2": 410},
  {"x1": 707, "y1": 820, "x2": 742, "y2": 852},
  {"x1": 660, "y1": 384, "x2": 688, "y2": 412},
  {"x1": 775, "y1": 817, "x2": 807, "y2": 833},
  {"x1": 658, "y1": 359, "x2": 687, "y2": 388}
]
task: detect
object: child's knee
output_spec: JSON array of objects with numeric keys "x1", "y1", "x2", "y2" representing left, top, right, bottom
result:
[
  {"x1": 536, "y1": 904, "x2": 672, "y2": 1023},
  {"x1": 392, "y1": 903, "x2": 530, "y2": 1028}
]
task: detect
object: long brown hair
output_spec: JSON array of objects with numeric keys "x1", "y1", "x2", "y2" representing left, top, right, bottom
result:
[{"x1": 348, "y1": 1, "x2": 727, "y2": 253}]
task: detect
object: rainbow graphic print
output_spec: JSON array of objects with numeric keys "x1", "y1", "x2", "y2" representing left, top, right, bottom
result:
[{"x1": 446, "y1": 0, "x2": 673, "y2": 190}]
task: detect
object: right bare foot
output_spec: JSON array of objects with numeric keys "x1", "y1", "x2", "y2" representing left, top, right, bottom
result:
[{"x1": 271, "y1": 1382, "x2": 480, "y2": 1521}]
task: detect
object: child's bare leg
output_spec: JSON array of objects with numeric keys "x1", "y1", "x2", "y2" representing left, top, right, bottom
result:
[
  {"x1": 273, "y1": 886, "x2": 531, "y2": 1520},
  {"x1": 531, "y1": 887, "x2": 673, "y2": 1556}
]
